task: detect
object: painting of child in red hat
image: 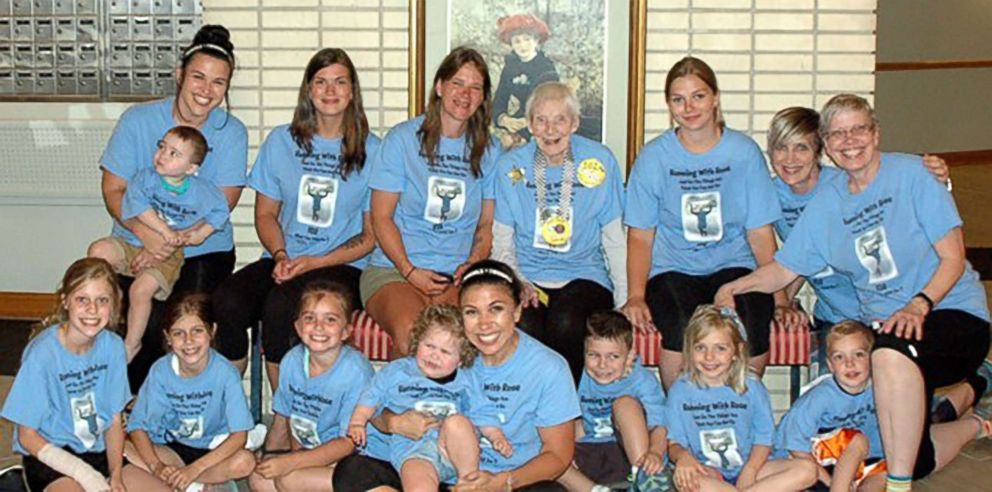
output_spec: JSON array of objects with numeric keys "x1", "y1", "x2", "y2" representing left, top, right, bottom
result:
[{"x1": 449, "y1": 1, "x2": 605, "y2": 150}]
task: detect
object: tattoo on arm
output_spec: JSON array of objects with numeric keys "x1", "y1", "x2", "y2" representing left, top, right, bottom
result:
[{"x1": 341, "y1": 232, "x2": 367, "y2": 250}]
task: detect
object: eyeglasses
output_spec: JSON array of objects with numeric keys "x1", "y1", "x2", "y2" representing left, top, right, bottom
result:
[{"x1": 823, "y1": 123, "x2": 874, "y2": 144}]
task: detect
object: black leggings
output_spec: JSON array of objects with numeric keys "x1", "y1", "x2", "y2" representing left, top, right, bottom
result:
[
  {"x1": 212, "y1": 259, "x2": 362, "y2": 364},
  {"x1": 126, "y1": 249, "x2": 236, "y2": 393},
  {"x1": 519, "y1": 279, "x2": 614, "y2": 385},
  {"x1": 332, "y1": 454, "x2": 566, "y2": 491},
  {"x1": 645, "y1": 268, "x2": 773, "y2": 355},
  {"x1": 872, "y1": 309, "x2": 990, "y2": 479}
]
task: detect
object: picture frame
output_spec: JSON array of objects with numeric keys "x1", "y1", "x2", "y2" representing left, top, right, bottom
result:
[{"x1": 409, "y1": 0, "x2": 646, "y2": 169}]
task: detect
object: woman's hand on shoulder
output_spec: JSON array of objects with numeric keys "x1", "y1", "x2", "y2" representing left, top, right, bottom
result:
[
  {"x1": 922, "y1": 153, "x2": 950, "y2": 184},
  {"x1": 621, "y1": 297, "x2": 656, "y2": 333}
]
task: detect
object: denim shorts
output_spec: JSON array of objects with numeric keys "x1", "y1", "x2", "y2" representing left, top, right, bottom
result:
[{"x1": 401, "y1": 438, "x2": 458, "y2": 484}]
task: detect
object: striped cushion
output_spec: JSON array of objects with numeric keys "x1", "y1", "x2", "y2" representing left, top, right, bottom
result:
[{"x1": 350, "y1": 311, "x2": 810, "y2": 366}]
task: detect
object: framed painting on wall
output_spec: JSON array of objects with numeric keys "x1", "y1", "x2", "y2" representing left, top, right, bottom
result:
[{"x1": 410, "y1": 0, "x2": 647, "y2": 167}]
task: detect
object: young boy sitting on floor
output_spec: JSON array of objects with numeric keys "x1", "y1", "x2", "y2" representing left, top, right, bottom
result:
[
  {"x1": 773, "y1": 320, "x2": 886, "y2": 492},
  {"x1": 559, "y1": 310, "x2": 672, "y2": 491}
]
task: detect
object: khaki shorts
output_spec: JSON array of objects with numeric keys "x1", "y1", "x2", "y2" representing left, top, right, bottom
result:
[
  {"x1": 103, "y1": 236, "x2": 184, "y2": 301},
  {"x1": 359, "y1": 265, "x2": 407, "y2": 306}
]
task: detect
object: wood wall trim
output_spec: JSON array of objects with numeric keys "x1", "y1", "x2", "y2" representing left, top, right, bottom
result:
[
  {"x1": 876, "y1": 60, "x2": 992, "y2": 72},
  {"x1": 0, "y1": 292, "x2": 56, "y2": 320},
  {"x1": 935, "y1": 149, "x2": 992, "y2": 167}
]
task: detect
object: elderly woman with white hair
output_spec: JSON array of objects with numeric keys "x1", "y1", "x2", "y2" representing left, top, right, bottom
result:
[
  {"x1": 492, "y1": 81, "x2": 626, "y2": 384},
  {"x1": 717, "y1": 94, "x2": 991, "y2": 487}
]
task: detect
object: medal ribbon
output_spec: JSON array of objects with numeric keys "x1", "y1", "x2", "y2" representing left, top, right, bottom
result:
[{"x1": 534, "y1": 146, "x2": 575, "y2": 221}]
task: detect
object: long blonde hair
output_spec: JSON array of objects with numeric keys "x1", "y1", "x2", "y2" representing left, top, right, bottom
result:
[
  {"x1": 682, "y1": 305, "x2": 750, "y2": 394},
  {"x1": 40, "y1": 258, "x2": 123, "y2": 336}
]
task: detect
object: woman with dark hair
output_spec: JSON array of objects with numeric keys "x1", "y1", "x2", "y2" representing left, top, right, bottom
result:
[
  {"x1": 334, "y1": 260, "x2": 578, "y2": 491},
  {"x1": 622, "y1": 56, "x2": 783, "y2": 390},
  {"x1": 99, "y1": 25, "x2": 246, "y2": 385},
  {"x1": 212, "y1": 47, "x2": 378, "y2": 393},
  {"x1": 361, "y1": 47, "x2": 500, "y2": 356}
]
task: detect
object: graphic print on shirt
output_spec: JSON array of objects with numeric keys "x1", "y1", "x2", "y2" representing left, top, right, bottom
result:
[
  {"x1": 298, "y1": 175, "x2": 338, "y2": 228},
  {"x1": 424, "y1": 176, "x2": 466, "y2": 229},
  {"x1": 700, "y1": 428, "x2": 743, "y2": 469},
  {"x1": 855, "y1": 227, "x2": 898, "y2": 284},
  {"x1": 290, "y1": 415, "x2": 321, "y2": 448},
  {"x1": 415, "y1": 400, "x2": 458, "y2": 419},
  {"x1": 682, "y1": 192, "x2": 723, "y2": 242},
  {"x1": 71, "y1": 392, "x2": 102, "y2": 449},
  {"x1": 592, "y1": 417, "x2": 613, "y2": 438},
  {"x1": 170, "y1": 416, "x2": 204, "y2": 441},
  {"x1": 533, "y1": 206, "x2": 574, "y2": 252}
]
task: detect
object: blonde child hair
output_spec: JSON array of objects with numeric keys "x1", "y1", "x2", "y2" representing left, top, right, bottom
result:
[
  {"x1": 40, "y1": 257, "x2": 123, "y2": 336},
  {"x1": 825, "y1": 320, "x2": 875, "y2": 353},
  {"x1": 409, "y1": 304, "x2": 478, "y2": 368},
  {"x1": 682, "y1": 304, "x2": 750, "y2": 394}
]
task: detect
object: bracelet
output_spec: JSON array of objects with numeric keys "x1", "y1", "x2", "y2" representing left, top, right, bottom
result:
[
  {"x1": 913, "y1": 292, "x2": 935, "y2": 312},
  {"x1": 272, "y1": 248, "x2": 287, "y2": 259},
  {"x1": 403, "y1": 265, "x2": 416, "y2": 279}
]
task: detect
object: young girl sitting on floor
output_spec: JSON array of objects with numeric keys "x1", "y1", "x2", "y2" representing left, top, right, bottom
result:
[
  {"x1": 123, "y1": 293, "x2": 255, "y2": 491},
  {"x1": 666, "y1": 305, "x2": 816, "y2": 492},
  {"x1": 249, "y1": 281, "x2": 375, "y2": 491},
  {"x1": 1, "y1": 258, "x2": 130, "y2": 492}
]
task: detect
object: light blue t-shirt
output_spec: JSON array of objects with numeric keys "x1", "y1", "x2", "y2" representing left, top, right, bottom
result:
[
  {"x1": 665, "y1": 375, "x2": 775, "y2": 481},
  {"x1": 1, "y1": 325, "x2": 129, "y2": 455},
  {"x1": 358, "y1": 356, "x2": 499, "y2": 474},
  {"x1": 128, "y1": 349, "x2": 253, "y2": 449},
  {"x1": 272, "y1": 344, "x2": 374, "y2": 450},
  {"x1": 773, "y1": 166, "x2": 859, "y2": 323},
  {"x1": 367, "y1": 115, "x2": 499, "y2": 275},
  {"x1": 577, "y1": 358, "x2": 665, "y2": 444},
  {"x1": 248, "y1": 125, "x2": 382, "y2": 268},
  {"x1": 625, "y1": 129, "x2": 781, "y2": 276},
  {"x1": 772, "y1": 376, "x2": 882, "y2": 460},
  {"x1": 119, "y1": 168, "x2": 231, "y2": 249},
  {"x1": 473, "y1": 330, "x2": 581, "y2": 473},
  {"x1": 494, "y1": 136, "x2": 624, "y2": 290},
  {"x1": 101, "y1": 98, "x2": 248, "y2": 257},
  {"x1": 776, "y1": 153, "x2": 989, "y2": 322}
]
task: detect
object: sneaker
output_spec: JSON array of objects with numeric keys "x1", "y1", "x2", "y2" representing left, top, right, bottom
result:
[
  {"x1": 977, "y1": 359, "x2": 992, "y2": 396},
  {"x1": 628, "y1": 466, "x2": 673, "y2": 492}
]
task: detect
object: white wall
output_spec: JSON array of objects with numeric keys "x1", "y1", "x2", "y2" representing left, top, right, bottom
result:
[
  {"x1": 875, "y1": 0, "x2": 992, "y2": 153},
  {"x1": 0, "y1": 0, "x2": 881, "y2": 292}
]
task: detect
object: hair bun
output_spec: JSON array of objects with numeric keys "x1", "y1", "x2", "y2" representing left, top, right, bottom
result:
[{"x1": 192, "y1": 24, "x2": 235, "y2": 55}]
